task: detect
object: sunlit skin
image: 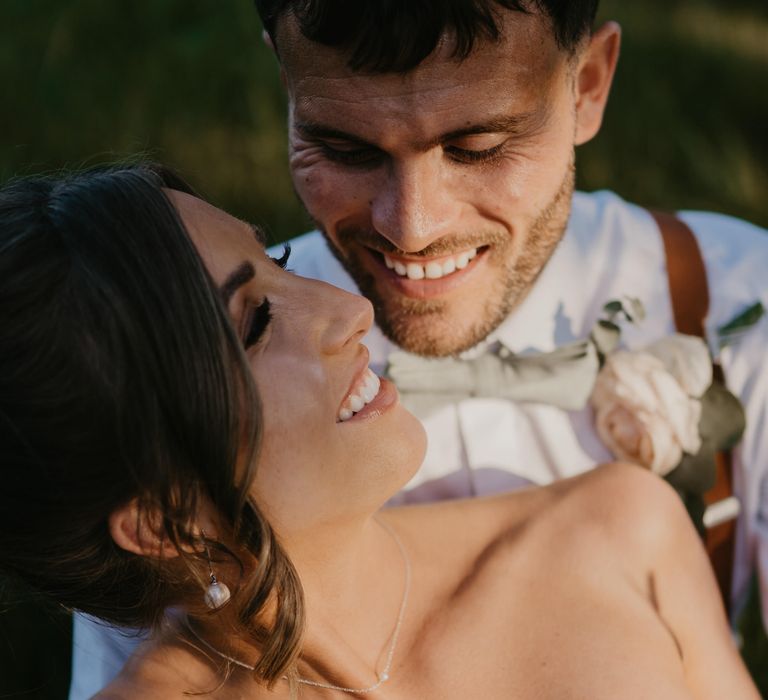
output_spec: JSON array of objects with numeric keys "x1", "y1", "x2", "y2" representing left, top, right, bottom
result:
[
  {"x1": 96, "y1": 8, "x2": 758, "y2": 697},
  {"x1": 170, "y1": 191, "x2": 427, "y2": 538},
  {"x1": 275, "y1": 10, "x2": 620, "y2": 356},
  {"x1": 102, "y1": 195, "x2": 758, "y2": 699}
]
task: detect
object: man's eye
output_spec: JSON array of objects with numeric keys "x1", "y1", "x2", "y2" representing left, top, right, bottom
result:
[
  {"x1": 444, "y1": 142, "x2": 506, "y2": 165},
  {"x1": 243, "y1": 298, "x2": 272, "y2": 349},
  {"x1": 320, "y1": 142, "x2": 380, "y2": 166}
]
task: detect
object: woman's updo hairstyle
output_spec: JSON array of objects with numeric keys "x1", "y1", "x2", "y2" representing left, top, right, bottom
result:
[{"x1": 0, "y1": 164, "x2": 303, "y2": 685}]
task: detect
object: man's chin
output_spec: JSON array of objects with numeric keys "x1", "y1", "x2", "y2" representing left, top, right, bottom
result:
[{"x1": 375, "y1": 305, "x2": 497, "y2": 357}]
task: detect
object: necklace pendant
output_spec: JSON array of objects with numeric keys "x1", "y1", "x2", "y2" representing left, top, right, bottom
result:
[{"x1": 379, "y1": 671, "x2": 389, "y2": 682}]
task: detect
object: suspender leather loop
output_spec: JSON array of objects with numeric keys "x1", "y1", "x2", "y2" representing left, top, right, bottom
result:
[{"x1": 650, "y1": 210, "x2": 735, "y2": 611}]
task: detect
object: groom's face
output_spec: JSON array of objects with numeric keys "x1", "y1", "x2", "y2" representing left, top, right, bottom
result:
[{"x1": 277, "y1": 10, "x2": 593, "y2": 356}]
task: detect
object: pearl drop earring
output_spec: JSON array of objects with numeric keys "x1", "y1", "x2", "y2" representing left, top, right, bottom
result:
[{"x1": 201, "y1": 531, "x2": 231, "y2": 609}]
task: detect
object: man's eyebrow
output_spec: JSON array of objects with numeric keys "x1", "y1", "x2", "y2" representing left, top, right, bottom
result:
[
  {"x1": 220, "y1": 261, "x2": 255, "y2": 307},
  {"x1": 434, "y1": 111, "x2": 543, "y2": 145},
  {"x1": 295, "y1": 110, "x2": 544, "y2": 151},
  {"x1": 295, "y1": 121, "x2": 371, "y2": 145}
]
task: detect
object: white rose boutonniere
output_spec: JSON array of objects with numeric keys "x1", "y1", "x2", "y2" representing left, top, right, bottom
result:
[
  {"x1": 644, "y1": 334, "x2": 712, "y2": 398},
  {"x1": 590, "y1": 338, "x2": 709, "y2": 476},
  {"x1": 588, "y1": 298, "x2": 760, "y2": 531}
]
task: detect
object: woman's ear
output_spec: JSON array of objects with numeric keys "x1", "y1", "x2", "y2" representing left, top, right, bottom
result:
[
  {"x1": 574, "y1": 21, "x2": 622, "y2": 146},
  {"x1": 108, "y1": 498, "x2": 180, "y2": 559}
]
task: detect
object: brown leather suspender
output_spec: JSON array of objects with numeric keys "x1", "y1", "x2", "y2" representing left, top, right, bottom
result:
[{"x1": 651, "y1": 210, "x2": 736, "y2": 610}]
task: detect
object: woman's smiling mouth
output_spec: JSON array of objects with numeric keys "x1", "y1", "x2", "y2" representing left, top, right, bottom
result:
[{"x1": 338, "y1": 367, "x2": 381, "y2": 422}]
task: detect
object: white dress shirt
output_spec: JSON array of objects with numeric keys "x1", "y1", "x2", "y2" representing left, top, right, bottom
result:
[{"x1": 68, "y1": 190, "x2": 768, "y2": 699}]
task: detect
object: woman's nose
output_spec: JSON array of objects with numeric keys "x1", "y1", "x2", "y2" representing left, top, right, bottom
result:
[{"x1": 305, "y1": 278, "x2": 374, "y2": 355}]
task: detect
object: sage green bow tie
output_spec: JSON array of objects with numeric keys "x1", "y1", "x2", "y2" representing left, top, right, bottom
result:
[{"x1": 385, "y1": 340, "x2": 599, "y2": 418}]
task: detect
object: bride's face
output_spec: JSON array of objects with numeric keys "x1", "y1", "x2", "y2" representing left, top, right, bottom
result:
[{"x1": 169, "y1": 191, "x2": 426, "y2": 537}]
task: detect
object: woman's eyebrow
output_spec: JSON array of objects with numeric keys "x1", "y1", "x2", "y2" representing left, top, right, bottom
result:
[
  {"x1": 220, "y1": 261, "x2": 256, "y2": 307},
  {"x1": 246, "y1": 221, "x2": 267, "y2": 245}
]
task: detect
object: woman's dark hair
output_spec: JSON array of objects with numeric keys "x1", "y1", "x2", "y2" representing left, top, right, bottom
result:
[
  {"x1": 0, "y1": 164, "x2": 303, "y2": 686},
  {"x1": 255, "y1": 0, "x2": 599, "y2": 73}
]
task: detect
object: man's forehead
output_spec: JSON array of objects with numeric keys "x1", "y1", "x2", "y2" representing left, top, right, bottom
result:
[{"x1": 275, "y1": 8, "x2": 564, "y2": 98}]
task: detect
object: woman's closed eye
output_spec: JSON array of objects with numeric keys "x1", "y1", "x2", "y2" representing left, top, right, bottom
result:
[
  {"x1": 241, "y1": 246, "x2": 291, "y2": 349},
  {"x1": 244, "y1": 298, "x2": 272, "y2": 349}
]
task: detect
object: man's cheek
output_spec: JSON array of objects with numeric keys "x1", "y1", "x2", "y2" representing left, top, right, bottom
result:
[
  {"x1": 495, "y1": 154, "x2": 565, "y2": 212},
  {"x1": 294, "y1": 169, "x2": 369, "y2": 234},
  {"x1": 290, "y1": 160, "x2": 339, "y2": 217}
]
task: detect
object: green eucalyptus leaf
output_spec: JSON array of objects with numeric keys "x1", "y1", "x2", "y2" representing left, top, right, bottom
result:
[
  {"x1": 718, "y1": 301, "x2": 764, "y2": 337},
  {"x1": 718, "y1": 301, "x2": 765, "y2": 348},
  {"x1": 603, "y1": 300, "x2": 624, "y2": 315},
  {"x1": 626, "y1": 296, "x2": 646, "y2": 322},
  {"x1": 664, "y1": 380, "x2": 745, "y2": 502},
  {"x1": 698, "y1": 380, "x2": 746, "y2": 451},
  {"x1": 666, "y1": 449, "x2": 717, "y2": 495}
]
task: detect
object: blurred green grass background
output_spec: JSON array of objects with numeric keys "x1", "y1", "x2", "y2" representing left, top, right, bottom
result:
[{"x1": 1, "y1": 0, "x2": 766, "y2": 697}]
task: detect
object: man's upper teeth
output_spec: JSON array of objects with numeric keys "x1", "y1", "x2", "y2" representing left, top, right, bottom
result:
[
  {"x1": 338, "y1": 368, "x2": 381, "y2": 422},
  {"x1": 384, "y1": 248, "x2": 477, "y2": 279}
]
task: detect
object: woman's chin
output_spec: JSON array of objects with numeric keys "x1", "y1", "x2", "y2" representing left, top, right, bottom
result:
[
  {"x1": 354, "y1": 406, "x2": 428, "y2": 513},
  {"x1": 403, "y1": 410, "x2": 428, "y2": 474},
  {"x1": 383, "y1": 406, "x2": 428, "y2": 494}
]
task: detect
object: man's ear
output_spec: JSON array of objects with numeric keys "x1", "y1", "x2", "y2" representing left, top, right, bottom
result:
[
  {"x1": 262, "y1": 28, "x2": 287, "y2": 88},
  {"x1": 108, "y1": 498, "x2": 180, "y2": 559},
  {"x1": 574, "y1": 21, "x2": 621, "y2": 146}
]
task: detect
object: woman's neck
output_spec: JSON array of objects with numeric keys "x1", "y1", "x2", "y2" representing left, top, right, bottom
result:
[
  {"x1": 189, "y1": 513, "x2": 411, "y2": 691},
  {"x1": 292, "y1": 515, "x2": 408, "y2": 673}
]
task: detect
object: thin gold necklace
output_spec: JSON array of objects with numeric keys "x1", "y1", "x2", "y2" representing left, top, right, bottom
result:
[{"x1": 184, "y1": 519, "x2": 411, "y2": 695}]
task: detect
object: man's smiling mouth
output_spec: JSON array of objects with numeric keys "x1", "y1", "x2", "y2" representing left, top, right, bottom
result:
[
  {"x1": 383, "y1": 247, "x2": 479, "y2": 280},
  {"x1": 364, "y1": 245, "x2": 488, "y2": 282}
]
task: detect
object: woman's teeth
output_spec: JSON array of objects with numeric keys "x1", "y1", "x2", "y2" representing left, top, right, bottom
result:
[
  {"x1": 338, "y1": 368, "x2": 381, "y2": 422},
  {"x1": 384, "y1": 248, "x2": 477, "y2": 280}
]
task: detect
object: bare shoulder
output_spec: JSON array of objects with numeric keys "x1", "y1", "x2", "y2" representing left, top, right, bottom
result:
[
  {"x1": 93, "y1": 664, "x2": 183, "y2": 700},
  {"x1": 539, "y1": 462, "x2": 695, "y2": 565},
  {"x1": 556, "y1": 462, "x2": 688, "y2": 531},
  {"x1": 92, "y1": 635, "x2": 225, "y2": 700},
  {"x1": 383, "y1": 482, "x2": 555, "y2": 556},
  {"x1": 564, "y1": 467, "x2": 759, "y2": 698},
  {"x1": 380, "y1": 463, "x2": 701, "y2": 612},
  {"x1": 384, "y1": 463, "x2": 689, "y2": 559},
  {"x1": 93, "y1": 678, "x2": 170, "y2": 700}
]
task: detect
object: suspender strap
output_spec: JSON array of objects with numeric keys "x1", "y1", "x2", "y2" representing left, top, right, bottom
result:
[
  {"x1": 650, "y1": 210, "x2": 735, "y2": 610},
  {"x1": 653, "y1": 211, "x2": 709, "y2": 338}
]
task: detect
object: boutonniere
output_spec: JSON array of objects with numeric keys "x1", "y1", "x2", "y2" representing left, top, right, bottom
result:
[{"x1": 588, "y1": 298, "x2": 764, "y2": 529}]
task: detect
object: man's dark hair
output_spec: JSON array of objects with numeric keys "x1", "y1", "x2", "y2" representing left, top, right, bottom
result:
[{"x1": 255, "y1": 0, "x2": 600, "y2": 73}]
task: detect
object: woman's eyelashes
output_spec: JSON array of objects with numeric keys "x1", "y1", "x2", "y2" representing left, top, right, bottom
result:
[
  {"x1": 270, "y1": 243, "x2": 292, "y2": 270},
  {"x1": 241, "y1": 246, "x2": 290, "y2": 349},
  {"x1": 243, "y1": 298, "x2": 272, "y2": 349}
]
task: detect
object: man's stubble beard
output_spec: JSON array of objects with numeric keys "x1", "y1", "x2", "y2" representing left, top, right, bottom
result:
[{"x1": 318, "y1": 160, "x2": 576, "y2": 357}]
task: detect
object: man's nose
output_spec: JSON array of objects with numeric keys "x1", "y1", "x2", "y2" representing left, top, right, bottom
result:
[{"x1": 370, "y1": 155, "x2": 460, "y2": 253}]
